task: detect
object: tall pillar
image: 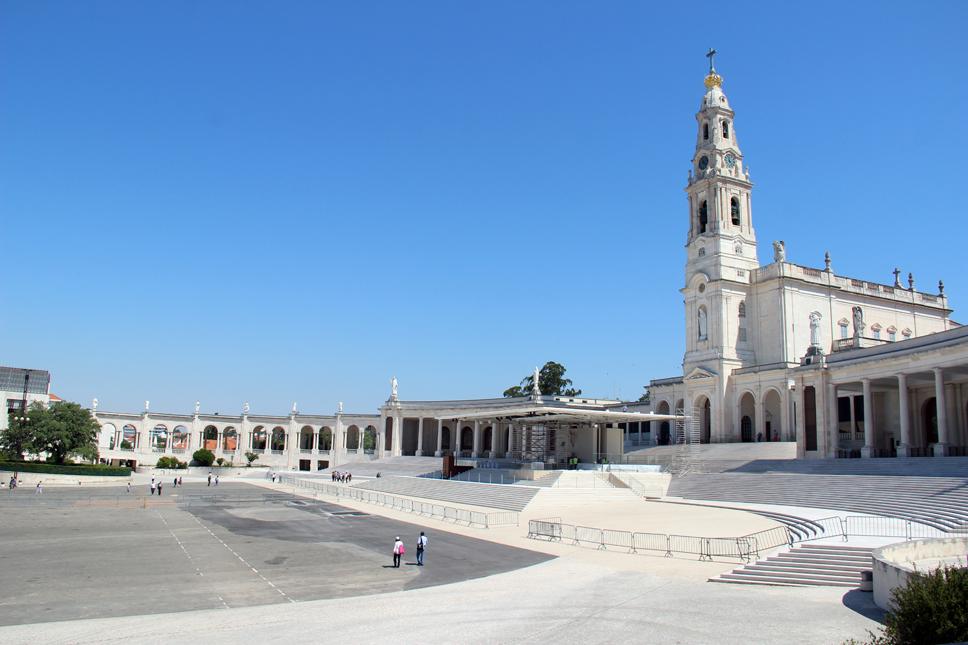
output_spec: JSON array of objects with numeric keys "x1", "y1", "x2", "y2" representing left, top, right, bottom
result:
[
  {"x1": 357, "y1": 424, "x2": 365, "y2": 455},
  {"x1": 416, "y1": 417, "x2": 425, "y2": 456},
  {"x1": 453, "y1": 418, "x2": 461, "y2": 456},
  {"x1": 394, "y1": 415, "x2": 404, "y2": 456},
  {"x1": 861, "y1": 379, "x2": 875, "y2": 458},
  {"x1": 472, "y1": 420, "x2": 481, "y2": 458},
  {"x1": 434, "y1": 420, "x2": 443, "y2": 457},
  {"x1": 826, "y1": 382, "x2": 838, "y2": 458},
  {"x1": 934, "y1": 368, "x2": 949, "y2": 456},
  {"x1": 897, "y1": 373, "x2": 911, "y2": 457}
]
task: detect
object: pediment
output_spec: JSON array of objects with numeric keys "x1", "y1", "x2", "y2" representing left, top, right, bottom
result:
[{"x1": 685, "y1": 367, "x2": 717, "y2": 380}]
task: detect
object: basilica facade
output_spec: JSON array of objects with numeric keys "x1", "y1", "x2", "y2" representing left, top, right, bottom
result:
[{"x1": 647, "y1": 62, "x2": 966, "y2": 459}]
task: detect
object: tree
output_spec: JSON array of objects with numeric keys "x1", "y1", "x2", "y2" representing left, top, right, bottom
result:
[
  {"x1": 1, "y1": 405, "x2": 37, "y2": 460},
  {"x1": 245, "y1": 451, "x2": 259, "y2": 466},
  {"x1": 17, "y1": 401, "x2": 100, "y2": 465},
  {"x1": 192, "y1": 448, "x2": 215, "y2": 467},
  {"x1": 638, "y1": 386, "x2": 651, "y2": 404},
  {"x1": 503, "y1": 362, "x2": 582, "y2": 398}
]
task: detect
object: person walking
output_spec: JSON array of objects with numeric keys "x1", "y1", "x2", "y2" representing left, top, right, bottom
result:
[
  {"x1": 150, "y1": 480, "x2": 156, "y2": 495},
  {"x1": 35, "y1": 481, "x2": 43, "y2": 495},
  {"x1": 178, "y1": 476, "x2": 183, "y2": 486},
  {"x1": 416, "y1": 531, "x2": 428, "y2": 566},
  {"x1": 126, "y1": 481, "x2": 131, "y2": 494},
  {"x1": 392, "y1": 537, "x2": 405, "y2": 568},
  {"x1": 214, "y1": 475, "x2": 219, "y2": 486},
  {"x1": 173, "y1": 476, "x2": 178, "y2": 488},
  {"x1": 207, "y1": 473, "x2": 212, "y2": 487},
  {"x1": 157, "y1": 480, "x2": 163, "y2": 496}
]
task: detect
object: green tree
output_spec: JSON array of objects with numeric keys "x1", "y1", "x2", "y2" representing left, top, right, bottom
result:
[
  {"x1": 20, "y1": 401, "x2": 100, "y2": 465},
  {"x1": 245, "y1": 451, "x2": 259, "y2": 466},
  {"x1": 192, "y1": 448, "x2": 215, "y2": 467},
  {"x1": 1, "y1": 404, "x2": 37, "y2": 460},
  {"x1": 638, "y1": 386, "x2": 651, "y2": 404},
  {"x1": 503, "y1": 362, "x2": 582, "y2": 398}
]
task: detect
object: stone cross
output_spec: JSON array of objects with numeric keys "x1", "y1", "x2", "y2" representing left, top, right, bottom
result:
[{"x1": 893, "y1": 268, "x2": 902, "y2": 288}]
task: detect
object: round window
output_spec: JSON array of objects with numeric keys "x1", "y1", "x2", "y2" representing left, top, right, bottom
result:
[{"x1": 698, "y1": 283, "x2": 706, "y2": 293}]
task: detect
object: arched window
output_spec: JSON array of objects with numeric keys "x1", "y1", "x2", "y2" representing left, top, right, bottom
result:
[
  {"x1": 698, "y1": 247, "x2": 706, "y2": 257},
  {"x1": 738, "y1": 301, "x2": 746, "y2": 318},
  {"x1": 722, "y1": 120, "x2": 730, "y2": 139},
  {"x1": 703, "y1": 123, "x2": 709, "y2": 140},
  {"x1": 699, "y1": 200, "x2": 708, "y2": 234},
  {"x1": 730, "y1": 197, "x2": 740, "y2": 225}
]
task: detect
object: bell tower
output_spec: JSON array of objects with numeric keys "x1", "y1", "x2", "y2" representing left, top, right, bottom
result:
[{"x1": 682, "y1": 51, "x2": 759, "y2": 378}]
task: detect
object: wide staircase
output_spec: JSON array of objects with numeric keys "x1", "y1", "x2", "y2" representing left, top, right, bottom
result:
[
  {"x1": 351, "y1": 476, "x2": 539, "y2": 511},
  {"x1": 668, "y1": 471, "x2": 968, "y2": 532},
  {"x1": 320, "y1": 456, "x2": 442, "y2": 478},
  {"x1": 712, "y1": 544, "x2": 874, "y2": 587}
]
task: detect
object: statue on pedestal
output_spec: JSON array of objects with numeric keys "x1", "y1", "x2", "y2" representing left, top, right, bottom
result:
[
  {"x1": 531, "y1": 366, "x2": 541, "y2": 398},
  {"x1": 144, "y1": 400, "x2": 150, "y2": 413},
  {"x1": 194, "y1": 401, "x2": 200, "y2": 415},
  {"x1": 390, "y1": 376, "x2": 398, "y2": 400},
  {"x1": 772, "y1": 240, "x2": 786, "y2": 263},
  {"x1": 243, "y1": 401, "x2": 250, "y2": 415},
  {"x1": 852, "y1": 306, "x2": 865, "y2": 339},
  {"x1": 291, "y1": 401, "x2": 298, "y2": 415},
  {"x1": 92, "y1": 398, "x2": 98, "y2": 412},
  {"x1": 809, "y1": 312, "x2": 822, "y2": 347},
  {"x1": 337, "y1": 401, "x2": 343, "y2": 414}
]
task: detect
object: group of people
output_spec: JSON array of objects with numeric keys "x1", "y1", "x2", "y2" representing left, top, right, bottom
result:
[
  {"x1": 331, "y1": 471, "x2": 353, "y2": 483},
  {"x1": 391, "y1": 531, "x2": 428, "y2": 567},
  {"x1": 207, "y1": 473, "x2": 219, "y2": 486}
]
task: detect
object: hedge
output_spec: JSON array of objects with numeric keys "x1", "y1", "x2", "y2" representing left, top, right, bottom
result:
[{"x1": 0, "y1": 462, "x2": 132, "y2": 477}]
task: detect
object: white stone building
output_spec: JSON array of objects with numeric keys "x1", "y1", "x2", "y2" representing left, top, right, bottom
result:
[
  {"x1": 647, "y1": 60, "x2": 965, "y2": 459},
  {"x1": 0, "y1": 367, "x2": 51, "y2": 433}
]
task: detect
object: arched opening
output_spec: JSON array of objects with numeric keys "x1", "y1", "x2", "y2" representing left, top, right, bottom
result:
[
  {"x1": 763, "y1": 389, "x2": 783, "y2": 442},
  {"x1": 699, "y1": 200, "x2": 708, "y2": 234},
  {"x1": 151, "y1": 424, "x2": 168, "y2": 452},
  {"x1": 922, "y1": 398, "x2": 938, "y2": 445},
  {"x1": 251, "y1": 426, "x2": 267, "y2": 451},
  {"x1": 730, "y1": 197, "x2": 740, "y2": 226},
  {"x1": 222, "y1": 427, "x2": 238, "y2": 452},
  {"x1": 203, "y1": 425, "x2": 218, "y2": 451},
  {"x1": 483, "y1": 426, "x2": 493, "y2": 452},
  {"x1": 299, "y1": 425, "x2": 314, "y2": 451},
  {"x1": 172, "y1": 425, "x2": 189, "y2": 451},
  {"x1": 100, "y1": 423, "x2": 116, "y2": 449},
  {"x1": 460, "y1": 426, "x2": 473, "y2": 454},
  {"x1": 703, "y1": 122, "x2": 709, "y2": 140},
  {"x1": 657, "y1": 401, "x2": 671, "y2": 445},
  {"x1": 270, "y1": 426, "x2": 286, "y2": 451},
  {"x1": 319, "y1": 427, "x2": 333, "y2": 451},
  {"x1": 441, "y1": 426, "x2": 451, "y2": 451},
  {"x1": 121, "y1": 424, "x2": 138, "y2": 450},
  {"x1": 346, "y1": 425, "x2": 360, "y2": 451},
  {"x1": 384, "y1": 418, "x2": 393, "y2": 452},
  {"x1": 363, "y1": 426, "x2": 377, "y2": 454},
  {"x1": 804, "y1": 386, "x2": 818, "y2": 451},
  {"x1": 722, "y1": 119, "x2": 729, "y2": 139},
  {"x1": 739, "y1": 392, "x2": 756, "y2": 442},
  {"x1": 696, "y1": 397, "x2": 711, "y2": 443}
]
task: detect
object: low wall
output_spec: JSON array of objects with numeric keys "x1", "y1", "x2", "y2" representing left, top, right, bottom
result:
[
  {"x1": 1, "y1": 469, "x2": 131, "y2": 486},
  {"x1": 872, "y1": 537, "x2": 968, "y2": 610},
  {"x1": 144, "y1": 466, "x2": 258, "y2": 477}
]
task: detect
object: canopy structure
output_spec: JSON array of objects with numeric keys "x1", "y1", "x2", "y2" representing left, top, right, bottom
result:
[{"x1": 428, "y1": 401, "x2": 685, "y2": 464}]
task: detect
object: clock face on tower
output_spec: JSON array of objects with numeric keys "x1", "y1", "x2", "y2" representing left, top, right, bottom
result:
[
  {"x1": 724, "y1": 153, "x2": 736, "y2": 168},
  {"x1": 698, "y1": 156, "x2": 709, "y2": 171}
]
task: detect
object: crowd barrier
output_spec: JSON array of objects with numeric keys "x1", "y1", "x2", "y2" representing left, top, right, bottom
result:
[
  {"x1": 526, "y1": 513, "x2": 968, "y2": 562},
  {"x1": 278, "y1": 476, "x2": 518, "y2": 528}
]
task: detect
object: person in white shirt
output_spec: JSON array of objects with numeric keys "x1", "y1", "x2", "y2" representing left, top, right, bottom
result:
[{"x1": 416, "y1": 531, "x2": 428, "y2": 566}]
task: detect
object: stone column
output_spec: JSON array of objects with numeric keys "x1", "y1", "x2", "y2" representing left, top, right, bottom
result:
[
  {"x1": 434, "y1": 420, "x2": 443, "y2": 457},
  {"x1": 755, "y1": 397, "x2": 766, "y2": 443},
  {"x1": 357, "y1": 424, "x2": 365, "y2": 455},
  {"x1": 453, "y1": 418, "x2": 460, "y2": 456},
  {"x1": 861, "y1": 379, "x2": 875, "y2": 458},
  {"x1": 416, "y1": 417, "x2": 424, "y2": 456},
  {"x1": 897, "y1": 373, "x2": 911, "y2": 457},
  {"x1": 825, "y1": 382, "x2": 838, "y2": 458},
  {"x1": 472, "y1": 420, "x2": 481, "y2": 458},
  {"x1": 934, "y1": 368, "x2": 949, "y2": 456},
  {"x1": 393, "y1": 415, "x2": 404, "y2": 457}
]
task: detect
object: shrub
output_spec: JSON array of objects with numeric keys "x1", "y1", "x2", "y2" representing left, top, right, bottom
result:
[
  {"x1": 884, "y1": 565, "x2": 968, "y2": 644},
  {"x1": 156, "y1": 456, "x2": 187, "y2": 469},
  {"x1": 215, "y1": 457, "x2": 225, "y2": 466},
  {"x1": 192, "y1": 448, "x2": 215, "y2": 467},
  {"x1": 0, "y1": 461, "x2": 130, "y2": 477},
  {"x1": 245, "y1": 451, "x2": 259, "y2": 466}
]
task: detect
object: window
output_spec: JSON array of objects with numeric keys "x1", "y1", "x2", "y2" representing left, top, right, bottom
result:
[
  {"x1": 722, "y1": 120, "x2": 730, "y2": 139},
  {"x1": 730, "y1": 197, "x2": 740, "y2": 225},
  {"x1": 699, "y1": 200, "x2": 708, "y2": 234},
  {"x1": 839, "y1": 319, "x2": 849, "y2": 339},
  {"x1": 703, "y1": 123, "x2": 709, "y2": 140},
  {"x1": 738, "y1": 301, "x2": 746, "y2": 318},
  {"x1": 698, "y1": 247, "x2": 706, "y2": 257},
  {"x1": 837, "y1": 397, "x2": 851, "y2": 423}
]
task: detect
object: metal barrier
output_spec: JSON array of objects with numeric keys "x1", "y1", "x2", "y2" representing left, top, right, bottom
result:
[
  {"x1": 602, "y1": 528, "x2": 634, "y2": 553},
  {"x1": 633, "y1": 532, "x2": 672, "y2": 557},
  {"x1": 575, "y1": 525, "x2": 605, "y2": 549},
  {"x1": 278, "y1": 475, "x2": 518, "y2": 528}
]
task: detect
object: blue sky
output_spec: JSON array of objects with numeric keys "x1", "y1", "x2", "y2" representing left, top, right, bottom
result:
[{"x1": 1, "y1": 1, "x2": 965, "y2": 414}]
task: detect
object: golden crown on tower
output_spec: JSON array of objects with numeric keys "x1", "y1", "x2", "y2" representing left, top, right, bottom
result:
[{"x1": 704, "y1": 72, "x2": 723, "y2": 89}]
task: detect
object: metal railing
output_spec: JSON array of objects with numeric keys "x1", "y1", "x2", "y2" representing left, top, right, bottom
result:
[
  {"x1": 278, "y1": 475, "x2": 518, "y2": 528},
  {"x1": 526, "y1": 514, "x2": 968, "y2": 562}
]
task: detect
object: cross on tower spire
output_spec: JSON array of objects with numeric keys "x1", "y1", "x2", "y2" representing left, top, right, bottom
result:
[{"x1": 706, "y1": 48, "x2": 717, "y2": 72}]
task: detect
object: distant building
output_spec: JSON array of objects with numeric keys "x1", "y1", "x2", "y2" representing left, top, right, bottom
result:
[{"x1": 0, "y1": 367, "x2": 52, "y2": 432}]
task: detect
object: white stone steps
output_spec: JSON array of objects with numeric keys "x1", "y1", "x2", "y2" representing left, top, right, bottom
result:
[
  {"x1": 710, "y1": 544, "x2": 874, "y2": 588},
  {"x1": 715, "y1": 573, "x2": 858, "y2": 587}
]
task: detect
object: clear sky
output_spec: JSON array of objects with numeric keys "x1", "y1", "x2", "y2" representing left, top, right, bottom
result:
[{"x1": 2, "y1": 1, "x2": 965, "y2": 415}]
